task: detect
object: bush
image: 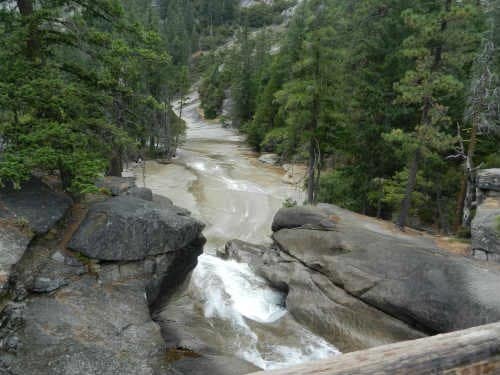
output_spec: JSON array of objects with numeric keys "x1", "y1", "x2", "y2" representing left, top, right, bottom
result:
[
  {"x1": 318, "y1": 170, "x2": 360, "y2": 211},
  {"x1": 283, "y1": 197, "x2": 298, "y2": 208},
  {"x1": 260, "y1": 127, "x2": 290, "y2": 153}
]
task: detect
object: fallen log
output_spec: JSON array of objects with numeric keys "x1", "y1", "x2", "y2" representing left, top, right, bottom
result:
[{"x1": 249, "y1": 322, "x2": 500, "y2": 374}]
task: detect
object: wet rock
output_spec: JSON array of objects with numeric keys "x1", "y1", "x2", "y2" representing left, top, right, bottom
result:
[
  {"x1": 0, "y1": 178, "x2": 72, "y2": 235},
  {"x1": 222, "y1": 239, "x2": 425, "y2": 353},
  {"x1": 271, "y1": 206, "x2": 335, "y2": 232},
  {"x1": 158, "y1": 290, "x2": 263, "y2": 375},
  {"x1": 169, "y1": 354, "x2": 260, "y2": 375},
  {"x1": 147, "y1": 235, "x2": 205, "y2": 310},
  {"x1": 68, "y1": 196, "x2": 204, "y2": 261},
  {"x1": 218, "y1": 240, "x2": 267, "y2": 263},
  {"x1": 258, "y1": 154, "x2": 280, "y2": 166},
  {"x1": 276, "y1": 204, "x2": 500, "y2": 334}
]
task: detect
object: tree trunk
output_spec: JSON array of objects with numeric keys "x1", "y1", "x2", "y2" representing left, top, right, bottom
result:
[
  {"x1": 307, "y1": 138, "x2": 316, "y2": 205},
  {"x1": 58, "y1": 158, "x2": 73, "y2": 191},
  {"x1": 397, "y1": 148, "x2": 420, "y2": 230},
  {"x1": 436, "y1": 185, "x2": 449, "y2": 234},
  {"x1": 455, "y1": 175, "x2": 467, "y2": 230},
  {"x1": 247, "y1": 322, "x2": 500, "y2": 375},
  {"x1": 463, "y1": 101, "x2": 480, "y2": 229},
  {"x1": 398, "y1": 0, "x2": 451, "y2": 231},
  {"x1": 108, "y1": 151, "x2": 123, "y2": 177},
  {"x1": 179, "y1": 96, "x2": 184, "y2": 119},
  {"x1": 17, "y1": 0, "x2": 40, "y2": 60}
]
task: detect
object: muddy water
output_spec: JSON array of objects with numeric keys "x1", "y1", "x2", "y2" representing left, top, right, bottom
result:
[{"x1": 135, "y1": 92, "x2": 339, "y2": 370}]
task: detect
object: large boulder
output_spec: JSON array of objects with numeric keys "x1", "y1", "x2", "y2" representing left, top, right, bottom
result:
[
  {"x1": 258, "y1": 154, "x2": 280, "y2": 166},
  {"x1": 271, "y1": 206, "x2": 335, "y2": 232},
  {"x1": 0, "y1": 189, "x2": 207, "y2": 375},
  {"x1": 271, "y1": 205, "x2": 500, "y2": 334},
  {"x1": 0, "y1": 178, "x2": 72, "y2": 235},
  {"x1": 0, "y1": 178, "x2": 71, "y2": 295},
  {"x1": 222, "y1": 240, "x2": 425, "y2": 353},
  {"x1": 472, "y1": 169, "x2": 500, "y2": 262},
  {"x1": 477, "y1": 168, "x2": 500, "y2": 192},
  {"x1": 68, "y1": 196, "x2": 204, "y2": 261},
  {"x1": 471, "y1": 198, "x2": 500, "y2": 262}
]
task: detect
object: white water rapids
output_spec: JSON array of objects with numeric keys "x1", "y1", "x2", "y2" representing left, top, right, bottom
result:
[{"x1": 133, "y1": 92, "x2": 340, "y2": 370}]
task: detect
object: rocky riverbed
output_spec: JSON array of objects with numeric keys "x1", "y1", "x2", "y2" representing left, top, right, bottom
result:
[
  {"x1": 0, "y1": 177, "x2": 205, "y2": 374},
  {"x1": 222, "y1": 204, "x2": 500, "y2": 354}
]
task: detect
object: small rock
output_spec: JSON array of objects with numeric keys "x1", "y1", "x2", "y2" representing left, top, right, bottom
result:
[
  {"x1": 258, "y1": 153, "x2": 280, "y2": 165},
  {"x1": 272, "y1": 206, "x2": 335, "y2": 232},
  {"x1": 477, "y1": 169, "x2": 500, "y2": 192},
  {"x1": 95, "y1": 176, "x2": 136, "y2": 196}
]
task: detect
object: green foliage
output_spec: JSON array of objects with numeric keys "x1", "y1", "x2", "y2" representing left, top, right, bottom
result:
[
  {"x1": 199, "y1": 64, "x2": 225, "y2": 119},
  {"x1": 1, "y1": 0, "x2": 498, "y2": 231},
  {"x1": 0, "y1": 0, "x2": 183, "y2": 192},
  {"x1": 282, "y1": 197, "x2": 298, "y2": 208},
  {"x1": 318, "y1": 170, "x2": 360, "y2": 212},
  {"x1": 260, "y1": 127, "x2": 290, "y2": 154},
  {"x1": 239, "y1": 1, "x2": 295, "y2": 28},
  {"x1": 209, "y1": 0, "x2": 498, "y2": 229}
]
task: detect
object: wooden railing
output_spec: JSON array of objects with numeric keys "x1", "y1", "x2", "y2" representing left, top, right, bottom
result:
[{"x1": 249, "y1": 322, "x2": 500, "y2": 374}]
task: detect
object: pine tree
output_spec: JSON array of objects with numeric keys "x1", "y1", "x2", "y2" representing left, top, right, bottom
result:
[{"x1": 391, "y1": 0, "x2": 481, "y2": 229}]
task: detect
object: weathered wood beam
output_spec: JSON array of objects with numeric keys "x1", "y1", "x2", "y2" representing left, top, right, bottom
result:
[{"x1": 249, "y1": 322, "x2": 500, "y2": 374}]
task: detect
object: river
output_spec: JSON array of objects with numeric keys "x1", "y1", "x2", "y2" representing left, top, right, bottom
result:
[{"x1": 134, "y1": 92, "x2": 340, "y2": 371}]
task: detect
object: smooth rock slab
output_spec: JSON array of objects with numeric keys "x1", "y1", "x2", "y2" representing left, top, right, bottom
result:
[
  {"x1": 69, "y1": 196, "x2": 204, "y2": 261},
  {"x1": 0, "y1": 276, "x2": 169, "y2": 375},
  {"x1": 276, "y1": 205, "x2": 500, "y2": 333}
]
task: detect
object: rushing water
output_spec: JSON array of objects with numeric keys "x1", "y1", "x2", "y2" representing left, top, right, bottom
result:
[{"x1": 133, "y1": 92, "x2": 339, "y2": 370}]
